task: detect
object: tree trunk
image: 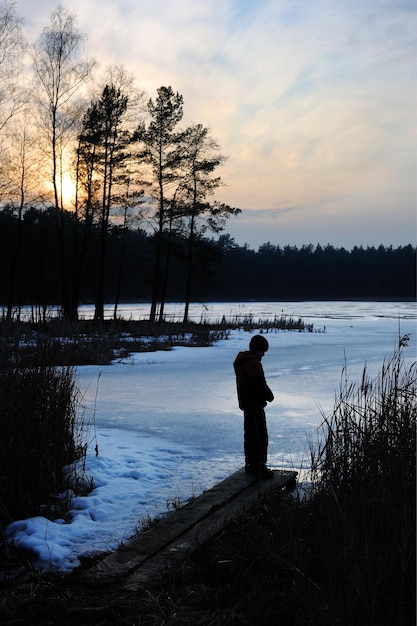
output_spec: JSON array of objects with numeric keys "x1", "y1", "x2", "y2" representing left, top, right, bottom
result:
[{"x1": 183, "y1": 212, "x2": 196, "y2": 324}]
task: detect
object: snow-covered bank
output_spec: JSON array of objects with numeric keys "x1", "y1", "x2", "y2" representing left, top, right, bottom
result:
[{"x1": 5, "y1": 302, "x2": 416, "y2": 574}]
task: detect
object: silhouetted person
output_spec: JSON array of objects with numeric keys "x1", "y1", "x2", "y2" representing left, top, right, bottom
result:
[{"x1": 233, "y1": 335, "x2": 274, "y2": 479}]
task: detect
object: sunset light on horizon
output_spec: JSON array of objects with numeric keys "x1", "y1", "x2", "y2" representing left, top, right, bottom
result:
[{"x1": 15, "y1": 0, "x2": 417, "y2": 249}]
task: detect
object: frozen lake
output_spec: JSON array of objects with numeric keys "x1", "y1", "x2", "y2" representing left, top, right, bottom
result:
[
  {"x1": 7, "y1": 301, "x2": 416, "y2": 572},
  {"x1": 78, "y1": 300, "x2": 416, "y2": 475}
]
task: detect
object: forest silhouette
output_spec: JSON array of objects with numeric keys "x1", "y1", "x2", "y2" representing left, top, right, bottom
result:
[{"x1": 0, "y1": 206, "x2": 415, "y2": 315}]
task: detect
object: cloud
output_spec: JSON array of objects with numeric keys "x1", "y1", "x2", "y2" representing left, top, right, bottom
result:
[
  {"x1": 15, "y1": 0, "x2": 417, "y2": 247},
  {"x1": 226, "y1": 199, "x2": 416, "y2": 250}
]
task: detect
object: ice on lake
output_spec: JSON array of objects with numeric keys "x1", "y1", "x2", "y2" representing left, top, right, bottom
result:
[{"x1": 5, "y1": 301, "x2": 416, "y2": 573}]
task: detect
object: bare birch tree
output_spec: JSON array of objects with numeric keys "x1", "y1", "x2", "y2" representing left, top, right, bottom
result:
[
  {"x1": 31, "y1": 5, "x2": 95, "y2": 318},
  {"x1": 0, "y1": 0, "x2": 24, "y2": 137}
]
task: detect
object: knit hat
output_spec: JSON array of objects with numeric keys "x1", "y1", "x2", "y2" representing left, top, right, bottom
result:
[{"x1": 249, "y1": 335, "x2": 269, "y2": 353}]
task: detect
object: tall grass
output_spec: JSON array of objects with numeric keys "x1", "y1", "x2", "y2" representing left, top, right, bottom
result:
[
  {"x1": 307, "y1": 337, "x2": 416, "y2": 624},
  {"x1": 0, "y1": 360, "x2": 86, "y2": 530}
]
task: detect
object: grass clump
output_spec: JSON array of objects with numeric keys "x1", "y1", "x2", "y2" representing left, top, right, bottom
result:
[
  {"x1": 0, "y1": 313, "x2": 315, "y2": 367},
  {"x1": 0, "y1": 357, "x2": 87, "y2": 532},
  {"x1": 306, "y1": 337, "x2": 416, "y2": 624}
]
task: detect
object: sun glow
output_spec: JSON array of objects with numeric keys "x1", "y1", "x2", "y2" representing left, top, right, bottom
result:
[{"x1": 59, "y1": 171, "x2": 77, "y2": 209}]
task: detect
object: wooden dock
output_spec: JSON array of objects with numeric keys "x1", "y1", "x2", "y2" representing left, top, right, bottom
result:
[{"x1": 84, "y1": 468, "x2": 297, "y2": 591}]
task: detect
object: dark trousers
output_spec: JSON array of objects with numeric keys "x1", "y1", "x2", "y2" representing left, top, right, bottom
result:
[{"x1": 243, "y1": 406, "x2": 268, "y2": 468}]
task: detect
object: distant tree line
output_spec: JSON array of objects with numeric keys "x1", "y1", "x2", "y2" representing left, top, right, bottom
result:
[
  {"x1": 0, "y1": 207, "x2": 415, "y2": 318},
  {"x1": 215, "y1": 237, "x2": 416, "y2": 301}
]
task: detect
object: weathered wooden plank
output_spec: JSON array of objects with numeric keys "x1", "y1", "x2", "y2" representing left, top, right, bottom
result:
[
  {"x1": 86, "y1": 468, "x2": 256, "y2": 578},
  {"x1": 123, "y1": 469, "x2": 297, "y2": 590},
  {"x1": 84, "y1": 468, "x2": 297, "y2": 586}
]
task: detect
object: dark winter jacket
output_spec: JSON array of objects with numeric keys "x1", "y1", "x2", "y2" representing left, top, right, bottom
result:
[{"x1": 233, "y1": 350, "x2": 274, "y2": 410}]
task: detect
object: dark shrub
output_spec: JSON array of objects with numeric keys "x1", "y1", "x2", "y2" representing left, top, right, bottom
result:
[{"x1": 0, "y1": 365, "x2": 82, "y2": 525}]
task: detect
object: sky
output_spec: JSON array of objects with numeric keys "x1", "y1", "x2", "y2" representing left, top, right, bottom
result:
[
  {"x1": 5, "y1": 302, "x2": 416, "y2": 574},
  {"x1": 15, "y1": 0, "x2": 417, "y2": 249}
]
